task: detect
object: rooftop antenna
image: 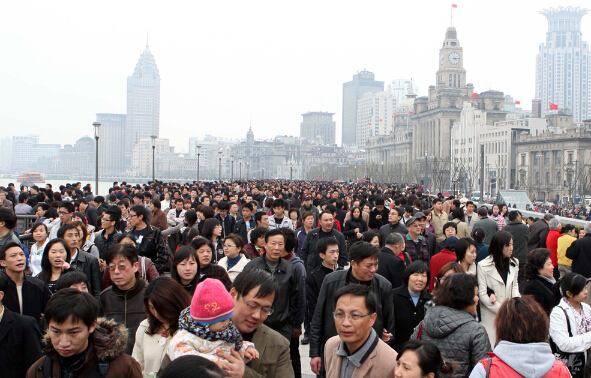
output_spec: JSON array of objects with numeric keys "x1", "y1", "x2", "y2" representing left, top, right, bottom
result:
[{"x1": 146, "y1": 32, "x2": 149, "y2": 48}]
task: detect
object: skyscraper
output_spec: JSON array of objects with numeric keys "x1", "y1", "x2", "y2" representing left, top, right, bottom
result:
[
  {"x1": 96, "y1": 113, "x2": 127, "y2": 176},
  {"x1": 126, "y1": 42, "x2": 160, "y2": 165},
  {"x1": 356, "y1": 91, "x2": 396, "y2": 147},
  {"x1": 300, "y1": 111, "x2": 336, "y2": 145},
  {"x1": 536, "y1": 6, "x2": 590, "y2": 122},
  {"x1": 342, "y1": 71, "x2": 384, "y2": 146}
]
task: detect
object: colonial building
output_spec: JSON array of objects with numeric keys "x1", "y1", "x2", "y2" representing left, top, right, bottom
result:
[{"x1": 300, "y1": 111, "x2": 336, "y2": 145}]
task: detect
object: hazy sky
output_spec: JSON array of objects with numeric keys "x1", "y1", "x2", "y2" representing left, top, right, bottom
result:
[{"x1": 1, "y1": 1, "x2": 590, "y2": 152}]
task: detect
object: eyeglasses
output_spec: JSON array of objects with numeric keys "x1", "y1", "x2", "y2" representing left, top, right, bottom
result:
[
  {"x1": 333, "y1": 312, "x2": 373, "y2": 321},
  {"x1": 129, "y1": 214, "x2": 138, "y2": 218},
  {"x1": 106, "y1": 264, "x2": 130, "y2": 272},
  {"x1": 241, "y1": 296, "x2": 274, "y2": 315},
  {"x1": 58, "y1": 211, "x2": 71, "y2": 215},
  {"x1": 101, "y1": 218, "x2": 113, "y2": 222}
]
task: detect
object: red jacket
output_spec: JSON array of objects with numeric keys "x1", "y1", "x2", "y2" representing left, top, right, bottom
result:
[
  {"x1": 478, "y1": 352, "x2": 570, "y2": 378},
  {"x1": 546, "y1": 229, "x2": 561, "y2": 266},
  {"x1": 428, "y1": 248, "x2": 456, "y2": 292}
]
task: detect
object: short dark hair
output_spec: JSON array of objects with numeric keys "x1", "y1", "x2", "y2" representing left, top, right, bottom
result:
[
  {"x1": 375, "y1": 198, "x2": 385, "y2": 206},
  {"x1": 525, "y1": 248, "x2": 551, "y2": 280},
  {"x1": 477, "y1": 207, "x2": 489, "y2": 217},
  {"x1": 160, "y1": 355, "x2": 224, "y2": 378},
  {"x1": 172, "y1": 246, "x2": 200, "y2": 285},
  {"x1": 151, "y1": 198, "x2": 162, "y2": 209},
  {"x1": 434, "y1": 273, "x2": 477, "y2": 310},
  {"x1": 241, "y1": 203, "x2": 254, "y2": 212},
  {"x1": 0, "y1": 273, "x2": 7, "y2": 300},
  {"x1": 94, "y1": 196, "x2": 105, "y2": 204},
  {"x1": 232, "y1": 268, "x2": 280, "y2": 303},
  {"x1": 396, "y1": 340, "x2": 455, "y2": 377},
  {"x1": 265, "y1": 228, "x2": 286, "y2": 243},
  {"x1": 55, "y1": 271, "x2": 90, "y2": 292},
  {"x1": 249, "y1": 227, "x2": 268, "y2": 245},
  {"x1": 443, "y1": 222, "x2": 457, "y2": 233},
  {"x1": 349, "y1": 241, "x2": 379, "y2": 264},
  {"x1": 58, "y1": 201, "x2": 75, "y2": 214},
  {"x1": 317, "y1": 236, "x2": 339, "y2": 256},
  {"x1": 333, "y1": 284, "x2": 377, "y2": 314},
  {"x1": 508, "y1": 210, "x2": 521, "y2": 222},
  {"x1": 361, "y1": 230, "x2": 378, "y2": 243},
  {"x1": 432, "y1": 198, "x2": 442, "y2": 205},
  {"x1": 254, "y1": 211, "x2": 267, "y2": 224},
  {"x1": 105, "y1": 243, "x2": 138, "y2": 265},
  {"x1": 319, "y1": 211, "x2": 333, "y2": 220},
  {"x1": 44, "y1": 288, "x2": 98, "y2": 328},
  {"x1": 281, "y1": 228, "x2": 297, "y2": 253},
  {"x1": 0, "y1": 241, "x2": 23, "y2": 260},
  {"x1": 218, "y1": 201, "x2": 229, "y2": 211},
  {"x1": 402, "y1": 261, "x2": 431, "y2": 286},
  {"x1": 455, "y1": 238, "x2": 477, "y2": 264},
  {"x1": 451, "y1": 208, "x2": 464, "y2": 221},
  {"x1": 0, "y1": 208, "x2": 17, "y2": 230},
  {"x1": 130, "y1": 204, "x2": 147, "y2": 223},
  {"x1": 57, "y1": 223, "x2": 79, "y2": 239},
  {"x1": 557, "y1": 273, "x2": 587, "y2": 300},
  {"x1": 495, "y1": 296, "x2": 549, "y2": 345},
  {"x1": 189, "y1": 236, "x2": 215, "y2": 254}
]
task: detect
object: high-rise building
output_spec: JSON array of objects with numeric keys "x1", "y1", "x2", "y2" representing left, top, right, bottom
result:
[
  {"x1": 356, "y1": 91, "x2": 396, "y2": 147},
  {"x1": 126, "y1": 43, "x2": 160, "y2": 165},
  {"x1": 342, "y1": 70, "x2": 384, "y2": 146},
  {"x1": 11, "y1": 135, "x2": 39, "y2": 172},
  {"x1": 389, "y1": 79, "x2": 418, "y2": 104},
  {"x1": 536, "y1": 6, "x2": 591, "y2": 122},
  {"x1": 96, "y1": 113, "x2": 126, "y2": 176},
  {"x1": 300, "y1": 111, "x2": 336, "y2": 145}
]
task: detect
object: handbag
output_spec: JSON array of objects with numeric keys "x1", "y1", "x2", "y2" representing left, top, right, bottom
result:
[{"x1": 549, "y1": 307, "x2": 585, "y2": 378}]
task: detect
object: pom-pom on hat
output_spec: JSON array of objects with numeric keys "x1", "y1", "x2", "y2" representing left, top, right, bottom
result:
[{"x1": 190, "y1": 278, "x2": 234, "y2": 325}]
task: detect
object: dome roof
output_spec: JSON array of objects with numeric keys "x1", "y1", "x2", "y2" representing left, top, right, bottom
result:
[{"x1": 397, "y1": 96, "x2": 415, "y2": 112}]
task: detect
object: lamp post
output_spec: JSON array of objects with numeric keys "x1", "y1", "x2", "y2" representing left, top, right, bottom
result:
[
  {"x1": 196, "y1": 144, "x2": 201, "y2": 182},
  {"x1": 247, "y1": 161, "x2": 250, "y2": 179},
  {"x1": 92, "y1": 122, "x2": 101, "y2": 196},
  {"x1": 218, "y1": 150, "x2": 223, "y2": 182},
  {"x1": 151, "y1": 135, "x2": 157, "y2": 183},
  {"x1": 381, "y1": 161, "x2": 384, "y2": 183},
  {"x1": 231, "y1": 155, "x2": 234, "y2": 182},
  {"x1": 424, "y1": 151, "x2": 428, "y2": 189},
  {"x1": 239, "y1": 158, "x2": 242, "y2": 180},
  {"x1": 574, "y1": 159, "x2": 579, "y2": 207},
  {"x1": 290, "y1": 158, "x2": 294, "y2": 180}
]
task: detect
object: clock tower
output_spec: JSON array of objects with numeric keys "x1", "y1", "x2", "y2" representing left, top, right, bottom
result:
[{"x1": 436, "y1": 27, "x2": 466, "y2": 90}]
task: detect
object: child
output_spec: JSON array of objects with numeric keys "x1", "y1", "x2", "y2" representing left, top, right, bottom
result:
[{"x1": 168, "y1": 278, "x2": 259, "y2": 363}]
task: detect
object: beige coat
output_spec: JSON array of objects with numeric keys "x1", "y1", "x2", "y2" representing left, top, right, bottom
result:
[
  {"x1": 324, "y1": 335, "x2": 397, "y2": 378},
  {"x1": 477, "y1": 255, "x2": 520, "y2": 345},
  {"x1": 218, "y1": 253, "x2": 249, "y2": 281},
  {"x1": 452, "y1": 218, "x2": 470, "y2": 239},
  {"x1": 431, "y1": 210, "x2": 449, "y2": 242}
]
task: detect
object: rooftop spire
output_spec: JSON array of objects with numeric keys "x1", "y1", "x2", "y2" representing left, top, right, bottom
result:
[{"x1": 146, "y1": 32, "x2": 149, "y2": 48}]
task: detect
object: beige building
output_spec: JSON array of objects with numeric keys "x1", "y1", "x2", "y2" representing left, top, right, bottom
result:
[{"x1": 131, "y1": 138, "x2": 170, "y2": 177}]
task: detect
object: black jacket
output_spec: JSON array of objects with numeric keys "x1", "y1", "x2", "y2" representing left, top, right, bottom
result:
[
  {"x1": 523, "y1": 276, "x2": 554, "y2": 315},
  {"x1": 421, "y1": 230, "x2": 437, "y2": 257},
  {"x1": 378, "y1": 222, "x2": 408, "y2": 247},
  {"x1": 0, "y1": 307, "x2": 43, "y2": 378},
  {"x1": 85, "y1": 206, "x2": 100, "y2": 228},
  {"x1": 93, "y1": 230, "x2": 123, "y2": 259},
  {"x1": 70, "y1": 249, "x2": 102, "y2": 299},
  {"x1": 243, "y1": 255, "x2": 298, "y2": 341},
  {"x1": 503, "y1": 220, "x2": 530, "y2": 264},
  {"x1": 376, "y1": 247, "x2": 407, "y2": 290},
  {"x1": 309, "y1": 270, "x2": 395, "y2": 358},
  {"x1": 127, "y1": 224, "x2": 167, "y2": 273},
  {"x1": 234, "y1": 218, "x2": 254, "y2": 244},
  {"x1": 305, "y1": 264, "x2": 342, "y2": 327},
  {"x1": 392, "y1": 286, "x2": 432, "y2": 352},
  {"x1": 566, "y1": 234, "x2": 591, "y2": 278},
  {"x1": 215, "y1": 213, "x2": 236, "y2": 239},
  {"x1": 300, "y1": 227, "x2": 348, "y2": 273},
  {"x1": 528, "y1": 219, "x2": 549, "y2": 251},
  {"x1": 3, "y1": 272, "x2": 50, "y2": 323},
  {"x1": 368, "y1": 207, "x2": 390, "y2": 230},
  {"x1": 342, "y1": 218, "x2": 368, "y2": 246}
]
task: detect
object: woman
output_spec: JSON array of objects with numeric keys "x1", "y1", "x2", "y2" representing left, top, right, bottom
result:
[
  {"x1": 132, "y1": 276, "x2": 192, "y2": 378},
  {"x1": 392, "y1": 262, "x2": 433, "y2": 352},
  {"x1": 171, "y1": 246, "x2": 201, "y2": 295},
  {"x1": 288, "y1": 208, "x2": 300, "y2": 231},
  {"x1": 412, "y1": 273, "x2": 491, "y2": 377},
  {"x1": 29, "y1": 222, "x2": 49, "y2": 276},
  {"x1": 180, "y1": 210, "x2": 199, "y2": 246},
  {"x1": 451, "y1": 208, "x2": 470, "y2": 239},
  {"x1": 488, "y1": 205, "x2": 505, "y2": 230},
  {"x1": 245, "y1": 227, "x2": 267, "y2": 260},
  {"x1": 432, "y1": 262, "x2": 465, "y2": 297},
  {"x1": 500, "y1": 204, "x2": 510, "y2": 225},
  {"x1": 557, "y1": 224, "x2": 577, "y2": 278},
  {"x1": 189, "y1": 237, "x2": 232, "y2": 291},
  {"x1": 362, "y1": 230, "x2": 380, "y2": 249},
  {"x1": 546, "y1": 218, "x2": 562, "y2": 279},
  {"x1": 73, "y1": 211, "x2": 95, "y2": 234},
  {"x1": 36, "y1": 239, "x2": 75, "y2": 295},
  {"x1": 161, "y1": 192, "x2": 171, "y2": 212},
  {"x1": 201, "y1": 218, "x2": 224, "y2": 263},
  {"x1": 424, "y1": 210, "x2": 435, "y2": 234},
  {"x1": 477, "y1": 231, "x2": 520, "y2": 345},
  {"x1": 470, "y1": 297, "x2": 571, "y2": 378},
  {"x1": 395, "y1": 340, "x2": 455, "y2": 378},
  {"x1": 455, "y1": 238, "x2": 477, "y2": 275},
  {"x1": 471, "y1": 227, "x2": 489, "y2": 263},
  {"x1": 343, "y1": 206, "x2": 368, "y2": 246},
  {"x1": 218, "y1": 234, "x2": 249, "y2": 281},
  {"x1": 71, "y1": 220, "x2": 100, "y2": 259},
  {"x1": 523, "y1": 248, "x2": 555, "y2": 315},
  {"x1": 295, "y1": 212, "x2": 314, "y2": 257}
]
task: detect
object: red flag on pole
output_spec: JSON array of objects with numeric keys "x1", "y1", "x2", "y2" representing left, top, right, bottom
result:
[
  {"x1": 408, "y1": 111, "x2": 413, "y2": 114},
  {"x1": 452, "y1": 4, "x2": 457, "y2": 8},
  {"x1": 515, "y1": 101, "x2": 521, "y2": 105},
  {"x1": 472, "y1": 93, "x2": 478, "y2": 98},
  {"x1": 379, "y1": 119, "x2": 382, "y2": 122},
  {"x1": 549, "y1": 102, "x2": 558, "y2": 110},
  {"x1": 394, "y1": 115, "x2": 398, "y2": 118}
]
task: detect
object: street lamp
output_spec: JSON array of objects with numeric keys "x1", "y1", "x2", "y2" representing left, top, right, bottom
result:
[
  {"x1": 239, "y1": 158, "x2": 242, "y2": 180},
  {"x1": 196, "y1": 144, "x2": 201, "y2": 182},
  {"x1": 218, "y1": 150, "x2": 223, "y2": 181},
  {"x1": 246, "y1": 161, "x2": 250, "y2": 179},
  {"x1": 92, "y1": 121, "x2": 101, "y2": 196},
  {"x1": 290, "y1": 158, "x2": 294, "y2": 180},
  {"x1": 151, "y1": 135, "x2": 157, "y2": 183},
  {"x1": 424, "y1": 151, "x2": 428, "y2": 189},
  {"x1": 262, "y1": 166, "x2": 265, "y2": 180},
  {"x1": 381, "y1": 161, "x2": 384, "y2": 183},
  {"x1": 231, "y1": 155, "x2": 234, "y2": 182}
]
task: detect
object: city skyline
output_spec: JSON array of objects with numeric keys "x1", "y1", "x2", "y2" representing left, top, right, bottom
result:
[{"x1": 1, "y1": 1, "x2": 590, "y2": 151}]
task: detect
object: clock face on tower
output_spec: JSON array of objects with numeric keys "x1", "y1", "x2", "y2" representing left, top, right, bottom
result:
[
  {"x1": 448, "y1": 52, "x2": 460, "y2": 65},
  {"x1": 440, "y1": 53, "x2": 444, "y2": 66}
]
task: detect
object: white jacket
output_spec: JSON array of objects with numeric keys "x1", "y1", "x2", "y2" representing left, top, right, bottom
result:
[
  {"x1": 549, "y1": 299, "x2": 591, "y2": 354},
  {"x1": 268, "y1": 215, "x2": 293, "y2": 230},
  {"x1": 167, "y1": 208, "x2": 186, "y2": 227},
  {"x1": 218, "y1": 253, "x2": 249, "y2": 282}
]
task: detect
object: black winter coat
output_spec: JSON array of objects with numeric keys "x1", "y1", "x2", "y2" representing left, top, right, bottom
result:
[
  {"x1": 342, "y1": 217, "x2": 368, "y2": 245},
  {"x1": 523, "y1": 275, "x2": 554, "y2": 315},
  {"x1": 70, "y1": 249, "x2": 102, "y2": 299},
  {"x1": 392, "y1": 286, "x2": 432, "y2": 352},
  {"x1": 376, "y1": 247, "x2": 408, "y2": 290},
  {"x1": 127, "y1": 224, "x2": 167, "y2": 273},
  {"x1": 299, "y1": 227, "x2": 348, "y2": 273},
  {"x1": 3, "y1": 272, "x2": 50, "y2": 323},
  {"x1": 566, "y1": 234, "x2": 591, "y2": 278},
  {"x1": 0, "y1": 307, "x2": 43, "y2": 378}
]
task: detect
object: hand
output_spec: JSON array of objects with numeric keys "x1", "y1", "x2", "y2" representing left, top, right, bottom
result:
[
  {"x1": 356, "y1": 233, "x2": 363, "y2": 239},
  {"x1": 489, "y1": 294, "x2": 496, "y2": 304},
  {"x1": 376, "y1": 215, "x2": 382, "y2": 219},
  {"x1": 354, "y1": 228, "x2": 360, "y2": 233},
  {"x1": 61, "y1": 262, "x2": 71, "y2": 271},
  {"x1": 99, "y1": 259, "x2": 106, "y2": 272},
  {"x1": 311, "y1": 357, "x2": 322, "y2": 375},
  {"x1": 381, "y1": 329, "x2": 392, "y2": 343},
  {"x1": 215, "y1": 349, "x2": 245, "y2": 378},
  {"x1": 244, "y1": 346, "x2": 259, "y2": 360},
  {"x1": 292, "y1": 328, "x2": 302, "y2": 338}
]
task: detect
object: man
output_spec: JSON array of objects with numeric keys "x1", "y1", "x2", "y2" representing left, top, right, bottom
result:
[
  {"x1": 243, "y1": 229, "x2": 298, "y2": 341},
  {"x1": 303, "y1": 237, "x2": 342, "y2": 345},
  {"x1": 215, "y1": 201, "x2": 236, "y2": 238},
  {"x1": 132, "y1": 193, "x2": 150, "y2": 221},
  {"x1": 94, "y1": 207, "x2": 122, "y2": 259},
  {"x1": 300, "y1": 196, "x2": 319, "y2": 225},
  {"x1": 58, "y1": 224, "x2": 102, "y2": 299},
  {"x1": 528, "y1": 213, "x2": 554, "y2": 251},
  {"x1": 402, "y1": 205, "x2": 414, "y2": 224},
  {"x1": 0, "y1": 208, "x2": 22, "y2": 252},
  {"x1": 49, "y1": 201, "x2": 75, "y2": 240},
  {"x1": 100, "y1": 244, "x2": 147, "y2": 355},
  {"x1": 255, "y1": 211, "x2": 270, "y2": 228},
  {"x1": 0, "y1": 241, "x2": 50, "y2": 322},
  {"x1": 0, "y1": 191, "x2": 13, "y2": 209},
  {"x1": 431, "y1": 198, "x2": 449, "y2": 242},
  {"x1": 166, "y1": 198, "x2": 186, "y2": 228},
  {"x1": 442, "y1": 196, "x2": 454, "y2": 215},
  {"x1": 368, "y1": 198, "x2": 389, "y2": 230},
  {"x1": 79, "y1": 198, "x2": 99, "y2": 228},
  {"x1": 403, "y1": 216, "x2": 431, "y2": 263},
  {"x1": 149, "y1": 198, "x2": 168, "y2": 234},
  {"x1": 377, "y1": 232, "x2": 408, "y2": 290},
  {"x1": 473, "y1": 207, "x2": 499, "y2": 245},
  {"x1": 118, "y1": 198, "x2": 130, "y2": 231},
  {"x1": 94, "y1": 195, "x2": 108, "y2": 215},
  {"x1": 300, "y1": 211, "x2": 348, "y2": 273},
  {"x1": 567, "y1": 223, "x2": 591, "y2": 304},
  {"x1": 269, "y1": 199, "x2": 292, "y2": 229},
  {"x1": 503, "y1": 210, "x2": 529, "y2": 292},
  {"x1": 14, "y1": 193, "x2": 33, "y2": 235},
  {"x1": 464, "y1": 201, "x2": 478, "y2": 232},
  {"x1": 0, "y1": 273, "x2": 42, "y2": 378},
  {"x1": 235, "y1": 203, "x2": 255, "y2": 244},
  {"x1": 378, "y1": 207, "x2": 408, "y2": 247},
  {"x1": 324, "y1": 285, "x2": 398, "y2": 378},
  {"x1": 27, "y1": 288, "x2": 142, "y2": 378},
  {"x1": 418, "y1": 212, "x2": 437, "y2": 257},
  {"x1": 229, "y1": 201, "x2": 239, "y2": 221},
  {"x1": 127, "y1": 205, "x2": 167, "y2": 274},
  {"x1": 310, "y1": 242, "x2": 395, "y2": 377}
]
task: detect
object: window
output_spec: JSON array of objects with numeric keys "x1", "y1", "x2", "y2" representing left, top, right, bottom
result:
[
  {"x1": 568, "y1": 152, "x2": 573, "y2": 164},
  {"x1": 521, "y1": 154, "x2": 526, "y2": 166},
  {"x1": 555, "y1": 151, "x2": 561, "y2": 165},
  {"x1": 534, "y1": 153, "x2": 540, "y2": 165},
  {"x1": 556, "y1": 171, "x2": 561, "y2": 185},
  {"x1": 546, "y1": 172, "x2": 551, "y2": 185}
]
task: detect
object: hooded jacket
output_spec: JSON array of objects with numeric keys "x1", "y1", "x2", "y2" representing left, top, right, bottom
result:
[
  {"x1": 26, "y1": 318, "x2": 142, "y2": 378},
  {"x1": 411, "y1": 306, "x2": 491, "y2": 378}
]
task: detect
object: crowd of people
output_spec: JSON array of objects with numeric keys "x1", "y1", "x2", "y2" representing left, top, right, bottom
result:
[{"x1": 1, "y1": 179, "x2": 591, "y2": 377}]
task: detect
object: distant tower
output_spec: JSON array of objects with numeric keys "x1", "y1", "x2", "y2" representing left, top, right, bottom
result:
[
  {"x1": 247, "y1": 126, "x2": 254, "y2": 145},
  {"x1": 342, "y1": 70, "x2": 384, "y2": 146},
  {"x1": 125, "y1": 42, "x2": 160, "y2": 165},
  {"x1": 536, "y1": 6, "x2": 591, "y2": 121}
]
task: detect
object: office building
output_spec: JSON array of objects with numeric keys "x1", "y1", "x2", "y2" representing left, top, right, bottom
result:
[
  {"x1": 342, "y1": 70, "x2": 384, "y2": 146},
  {"x1": 300, "y1": 111, "x2": 336, "y2": 145}
]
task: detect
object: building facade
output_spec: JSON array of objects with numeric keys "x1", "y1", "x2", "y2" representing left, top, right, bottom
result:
[
  {"x1": 11, "y1": 135, "x2": 39, "y2": 172},
  {"x1": 96, "y1": 113, "x2": 127, "y2": 176},
  {"x1": 300, "y1": 112, "x2": 336, "y2": 145},
  {"x1": 342, "y1": 70, "x2": 384, "y2": 146},
  {"x1": 389, "y1": 79, "x2": 418, "y2": 104},
  {"x1": 356, "y1": 91, "x2": 396, "y2": 147},
  {"x1": 131, "y1": 138, "x2": 170, "y2": 177}
]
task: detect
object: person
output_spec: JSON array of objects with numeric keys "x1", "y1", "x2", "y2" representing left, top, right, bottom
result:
[
  {"x1": 128, "y1": 204, "x2": 168, "y2": 274},
  {"x1": 49, "y1": 201, "x2": 75, "y2": 240},
  {"x1": 464, "y1": 201, "x2": 478, "y2": 233},
  {"x1": 477, "y1": 231, "x2": 521, "y2": 345},
  {"x1": 149, "y1": 198, "x2": 168, "y2": 235},
  {"x1": 451, "y1": 208, "x2": 470, "y2": 239},
  {"x1": 323, "y1": 285, "x2": 398, "y2": 378},
  {"x1": 404, "y1": 215, "x2": 431, "y2": 263},
  {"x1": 428, "y1": 236, "x2": 458, "y2": 292},
  {"x1": 455, "y1": 237, "x2": 477, "y2": 275},
  {"x1": 368, "y1": 198, "x2": 390, "y2": 230},
  {"x1": 29, "y1": 222, "x2": 49, "y2": 277},
  {"x1": 470, "y1": 296, "x2": 570, "y2": 378},
  {"x1": 473, "y1": 207, "x2": 498, "y2": 245},
  {"x1": 0, "y1": 272, "x2": 43, "y2": 378},
  {"x1": 268, "y1": 199, "x2": 292, "y2": 229},
  {"x1": 0, "y1": 208, "x2": 24, "y2": 255},
  {"x1": 432, "y1": 262, "x2": 465, "y2": 297},
  {"x1": 202, "y1": 218, "x2": 224, "y2": 263},
  {"x1": 295, "y1": 212, "x2": 314, "y2": 257},
  {"x1": 377, "y1": 232, "x2": 408, "y2": 289},
  {"x1": 94, "y1": 207, "x2": 123, "y2": 259},
  {"x1": 566, "y1": 223, "x2": 591, "y2": 305},
  {"x1": 472, "y1": 227, "x2": 489, "y2": 263},
  {"x1": 310, "y1": 242, "x2": 395, "y2": 377},
  {"x1": 528, "y1": 213, "x2": 554, "y2": 251},
  {"x1": 131, "y1": 276, "x2": 191, "y2": 377},
  {"x1": 218, "y1": 234, "x2": 250, "y2": 281},
  {"x1": 100, "y1": 244, "x2": 148, "y2": 354},
  {"x1": 546, "y1": 218, "x2": 562, "y2": 279},
  {"x1": 557, "y1": 224, "x2": 576, "y2": 278},
  {"x1": 342, "y1": 206, "x2": 368, "y2": 246},
  {"x1": 300, "y1": 196, "x2": 320, "y2": 225},
  {"x1": 378, "y1": 207, "x2": 408, "y2": 247},
  {"x1": 215, "y1": 201, "x2": 237, "y2": 238},
  {"x1": 159, "y1": 355, "x2": 225, "y2": 378},
  {"x1": 500, "y1": 210, "x2": 529, "y2": 291},
  {"x1": 392, "y1": 261, "x2": 432, "y2": 352},
  {"x1": 396, "y1": 340, "x2": 455, "y2": 378},
  {"x1": 488, "y1": 205, "x2": 505, "y2": 230},
  {"x1": 54, "y1": 270, "x2": 90, "y2": 292},
  {"x1": 244, "y1": 227, "x2": 267, "y2": 260},
  {"x1": 234, "y1": 203, "x2": 255, "y2": 244},
  {"x1": 26, "y1": 288, "x2": 142, "y2": 378},
  {"x1": 190, "y1": 237, "x2": 232, "y2": 291},
  {"x1": 171, "y1": 246, "x2": 201, "y2": 295},
  {"x1": 523, "y1": 248, "x2": 555, "y2": 315},
  {"x1": 362, "y1": 230, "x2": 380, "y2": 249},
  {"x1": 431, "y1": 198, "x2": 449, "y2": 243},
  {"x1": 72, "y1": 220, "x2": 100, "y2": 259},
  {"x1": 35, "y1": 238, "x2": 76, "y2": 295},
  {"x1": 412, "y1": 273, "x2": 491, "y2": 377},
  {"x1": 300, "y1": 211, "x2": 348, "y2": 273}
]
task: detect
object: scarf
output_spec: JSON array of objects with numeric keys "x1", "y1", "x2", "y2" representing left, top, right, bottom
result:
[
  {"x1": 178, "y1": 307, "x2": 243, "y2": 351},
  {"x1": 563, "y1": 298, "x2": 591, "y2": 335}
]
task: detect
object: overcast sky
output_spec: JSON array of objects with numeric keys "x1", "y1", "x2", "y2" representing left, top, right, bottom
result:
[{"x1": 1, "y1": 1, "x2": 590, "y2": 152}]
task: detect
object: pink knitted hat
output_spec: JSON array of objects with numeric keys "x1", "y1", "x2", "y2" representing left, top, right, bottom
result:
[{"x1": 190, "y1": 278, "x2": 234, "y2": 325}]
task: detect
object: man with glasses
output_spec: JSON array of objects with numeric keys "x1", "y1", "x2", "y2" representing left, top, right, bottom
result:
[
  {"x1": 49, "y1": 201, "x2": 75, "y2": 240},
  {"x1": 323, "y1": 285, "x2": 398, "y2": 378},
  {"x1": 94, "y1": 206, "x2": 123, "y2": 259},
  {"x1": 127, "y1": 205, "x2": 167, "y2": 274},
  {"x1": 403, "y1": 215, "x2": 431, "y2": 263}
]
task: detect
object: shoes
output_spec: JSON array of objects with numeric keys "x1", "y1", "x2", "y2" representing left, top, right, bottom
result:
[{"x1": 301, "y1": 336, "x2": 310, "y2": 345}]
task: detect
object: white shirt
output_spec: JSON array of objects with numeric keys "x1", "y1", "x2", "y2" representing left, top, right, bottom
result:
[{"x1": 29, "y1": 239, "x2": 48, "y2": 277}]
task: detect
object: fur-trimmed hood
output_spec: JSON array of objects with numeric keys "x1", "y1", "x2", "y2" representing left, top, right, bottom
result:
[{"x1": 43, "y1": 317, "x2": 129, "y2": 361}]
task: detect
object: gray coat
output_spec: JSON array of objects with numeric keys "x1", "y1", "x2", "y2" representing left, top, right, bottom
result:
[
  {"x1": 411, "y1": 306, "x2": 491, "y2": 378},
  {"x1": 502, "y1": 220, "x2": 529, "y2": 264}
]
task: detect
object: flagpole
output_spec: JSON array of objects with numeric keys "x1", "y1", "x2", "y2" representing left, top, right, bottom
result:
[{"x1": 451, "y1": 5, "x2": 453, "y2": 26}]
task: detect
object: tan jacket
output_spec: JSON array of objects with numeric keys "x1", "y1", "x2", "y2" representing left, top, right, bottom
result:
[
  {"x1": 452, "y1": 218, "x2": 470, "y2": 239},
  {"x1": 324, "y1": 335, "x2": 397, "y2": 378},
  {"x1": 431, "y1": 210, "x2": 449, "y2": 242}
]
